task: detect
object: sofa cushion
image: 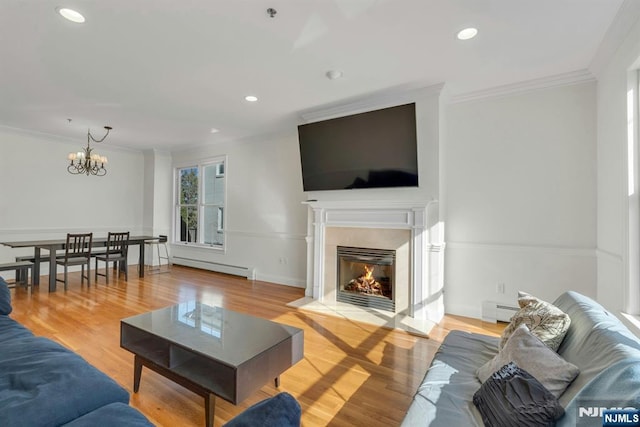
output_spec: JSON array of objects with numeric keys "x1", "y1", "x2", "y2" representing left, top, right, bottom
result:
[
  {"x1": 223, "y1": 392, "x2": 301, "y2": 427},
  {"x1": 400, "y1": 330, "x2": 499, "y2": 427},
  {"x1": 0, "y1": 276, "x2": 12, "y2": 315},
  {"x1": 473, "y1": 362, "x2": 564, "y2": 427},
  {"x1": 499, "y1": 291, "x2": 570, "y2": 351},
  {"x1": 0, "y1": 336, "x2": 130, "y2": 426},
  {"x1": 62, "y1": 402, "x2": 154, "y2": 427},
  {"x1": 477, "y1": 323, "x2": 579, "y2": 398}
]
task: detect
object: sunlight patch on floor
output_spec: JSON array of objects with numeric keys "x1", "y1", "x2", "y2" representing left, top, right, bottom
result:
[{"x1": 287, "y1": 297, "x2": 435, "y2": 337}]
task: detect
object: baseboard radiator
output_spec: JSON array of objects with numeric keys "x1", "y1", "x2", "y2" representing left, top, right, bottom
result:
[
  {"x1": 172, "y1": 257, "x2": 255, "y2": 280},
  {"x1": 481, "y1": 301, "x2": 519, "y2": 323}
]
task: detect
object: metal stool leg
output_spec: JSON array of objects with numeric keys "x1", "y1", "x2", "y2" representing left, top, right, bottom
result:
[
  {"x1": 146, "y1": 237, "x2": 170, "y2": 274},
  {"x1": 160, "y1": 242, "x2": 171, "y2": 270}
]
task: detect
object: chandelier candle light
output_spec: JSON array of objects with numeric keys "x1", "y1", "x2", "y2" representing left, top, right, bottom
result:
[{"x1": 67, "y1": 126, "x2": 112, "y2": 176}]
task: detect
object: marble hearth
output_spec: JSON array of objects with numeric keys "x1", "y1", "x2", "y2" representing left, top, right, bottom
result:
[{"x1": 288, "y1": 200, "x2": 444, "y2": 335}]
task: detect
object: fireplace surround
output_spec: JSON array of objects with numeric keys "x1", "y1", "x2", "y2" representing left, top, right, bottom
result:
[{"x1": 304, "y1": 199, "x2": 444, "y2": 324}]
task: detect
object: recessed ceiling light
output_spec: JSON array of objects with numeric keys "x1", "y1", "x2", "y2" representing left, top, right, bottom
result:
[
  {"x1": 210, "y1": 128, "x2": 219, "y2": 134},
  {"x1": 245, "y1": 95, "x2": 258, "y2": 102},
  {"x1": 326, "y1": 70, "x2": 343, "y2": 80},
  {"x1": 457, "y1": 27, "x2": 478, "y2": 40},
  {"x1": 57, "y1": 7, "x2": 86, "y2": 23}
]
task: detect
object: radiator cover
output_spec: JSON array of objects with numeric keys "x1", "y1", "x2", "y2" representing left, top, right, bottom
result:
[{"x1": 481, "y1": 301, "x2": 519, "y2": 323}]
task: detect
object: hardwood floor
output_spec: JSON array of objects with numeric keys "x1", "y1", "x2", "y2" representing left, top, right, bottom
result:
[{"x1": 8, "y1": 266, "x2": 505, "y2": 427}]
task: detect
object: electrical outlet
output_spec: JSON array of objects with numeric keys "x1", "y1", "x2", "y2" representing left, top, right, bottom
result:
[{"x1": 497, "y1": 283, "x2": 505, "y2": 294}]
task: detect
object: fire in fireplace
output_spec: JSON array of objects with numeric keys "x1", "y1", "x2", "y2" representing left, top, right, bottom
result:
[{"x1": 336, "y1": 246, "x2": 395, "y2": 312}]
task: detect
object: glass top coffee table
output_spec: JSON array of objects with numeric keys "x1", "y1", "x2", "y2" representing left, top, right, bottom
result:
[{"x1": 120, "y1": 301, "x2": 304, "y2": 427}]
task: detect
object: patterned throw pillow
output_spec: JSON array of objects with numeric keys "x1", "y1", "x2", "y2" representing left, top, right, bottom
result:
[{"x1": 499, "y1": 291, "x2": 570, "y2": 351}]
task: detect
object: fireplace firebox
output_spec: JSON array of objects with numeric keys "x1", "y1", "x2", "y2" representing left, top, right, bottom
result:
[{"x1": 336, "y1": 246, "x2": 395, "y2": 312}]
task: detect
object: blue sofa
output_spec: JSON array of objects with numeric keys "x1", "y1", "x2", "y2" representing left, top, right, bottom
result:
[
  {"x1": 401, "y1": 291, "x2": 640, "y2": 426},
  {"x1": 0, "y1": 276, "x2": 153, "y2": 426}
]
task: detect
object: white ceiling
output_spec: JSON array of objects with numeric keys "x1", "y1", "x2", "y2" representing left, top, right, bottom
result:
[{"x1": 0, "y1": 0, "x2": 628, "y2": 151}]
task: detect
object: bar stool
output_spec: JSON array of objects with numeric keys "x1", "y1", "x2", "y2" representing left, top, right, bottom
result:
[{"x1": 145, "y1": 235, "x2": 170, "y2": 273}]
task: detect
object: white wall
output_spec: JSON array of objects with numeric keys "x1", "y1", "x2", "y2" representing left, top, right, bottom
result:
[
  {"x1": 595, "y1": 11, "x2": 640, "y2": 314},
  {"x1": 170, "y1": 132, "x2": 308, "y2": 287},
  {"x1": 142, "y1": 150, "x2": 172, "y2": 236},
  {"x1": 0, "y1": 127, "x2": 145, "y2": 278},
  {"x1": 142, "y1": 150, "x2": 173, "y2": 265},
  {"x1": 443, "y1": 82, "x2": 598, "y2": 318}
]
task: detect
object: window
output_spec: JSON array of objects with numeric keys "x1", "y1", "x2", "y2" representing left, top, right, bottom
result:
[{"x1": 175, "y1": 158, "x2": 225, "y2": 248}]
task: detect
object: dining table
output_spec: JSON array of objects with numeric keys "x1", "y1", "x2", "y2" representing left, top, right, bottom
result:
[{"x1": 1, "y1": 235, "x2": 157, "y2": 292}]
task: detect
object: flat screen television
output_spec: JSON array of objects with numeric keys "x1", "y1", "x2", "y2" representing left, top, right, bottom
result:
[{"x1": 297, "y1": 102, "x2": 418, "y2": 191}]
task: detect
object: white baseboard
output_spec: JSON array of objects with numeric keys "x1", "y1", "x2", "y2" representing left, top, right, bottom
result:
[
  {"x1": 255, "y1": 272, "x2": 306, "y2": 288},
  {"x1": 173, "y1": 257, "x2": 254, "y2": 279}
]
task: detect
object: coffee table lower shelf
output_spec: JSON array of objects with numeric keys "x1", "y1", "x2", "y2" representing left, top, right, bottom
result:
[{"x1": 133, "y1": 355, "x2": 281, "y2": 427}]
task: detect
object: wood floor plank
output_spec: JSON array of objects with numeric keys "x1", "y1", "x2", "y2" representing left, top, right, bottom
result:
[{"x1": 7, "y1": 266, "x2": 505, "y2": 426}]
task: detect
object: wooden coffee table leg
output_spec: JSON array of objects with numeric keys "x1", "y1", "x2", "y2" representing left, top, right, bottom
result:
[
  {"x1": 205, "y1": 393, "x2": 216, "y2": 427},
  {"x1": 133, "y1": 355, "x2": 143, "y2": 393}
]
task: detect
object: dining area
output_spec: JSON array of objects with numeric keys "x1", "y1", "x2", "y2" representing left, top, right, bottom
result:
[{"x1": 0, "y1": 233, "x2": 163, "y2": 292}]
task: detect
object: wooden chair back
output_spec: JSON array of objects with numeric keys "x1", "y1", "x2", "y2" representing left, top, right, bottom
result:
[
  {"x1": 64, "y1": 233, "x2": 93, "y2": 260},
  {"x1": 106, "y1": 231, "x2": 130, "y2": 259}
]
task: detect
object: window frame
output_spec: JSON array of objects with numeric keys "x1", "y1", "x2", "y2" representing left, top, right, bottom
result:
[{"x1": 173, "y1": 156, "x2": 227, "y2": 250}]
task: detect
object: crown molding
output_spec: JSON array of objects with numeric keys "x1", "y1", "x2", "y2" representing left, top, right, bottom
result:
[
  {"x1": 0, "y1": 124, "x2": 140, "y2": 153},
  {"x1": 299, "y1": 82, "x2": 444, "y2": 123},
  {"x1": 448, "y1": 69, "x2": 596, "y2": 105},
  {"x1": 0, "y1": 124, "x2": 76, "y2": 145}
]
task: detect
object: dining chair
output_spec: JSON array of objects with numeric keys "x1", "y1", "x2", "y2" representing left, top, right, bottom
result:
[
  {"x1": 95, "y1": 231, "x2": 130, "y2": 284},
  {"x1": 55, "y1": 232, "x2": 93, "y2": 290}
]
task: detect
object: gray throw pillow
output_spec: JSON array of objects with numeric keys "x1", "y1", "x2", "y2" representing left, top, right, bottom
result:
[
  {"x1": 499, "y1": 291, "x2": 570, "y2": 351},
  {"x1": 473, "y1": 362, "x2": 565, "y2": 427},
  {"x1": 0, "y1": 276, "x2": 12, "y2": 315},
  {"x1": 477, "y1": 323, "x2": 579, "y2": 398}
]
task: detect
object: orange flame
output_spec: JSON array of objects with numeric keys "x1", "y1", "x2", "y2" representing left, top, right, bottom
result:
[{"x1": 363, "y1": 265, "x2": 374, "y2": 281}]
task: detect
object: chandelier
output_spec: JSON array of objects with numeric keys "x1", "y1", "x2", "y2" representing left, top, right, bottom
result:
[{"x1": 67, "y1": 126, "x2": 112, "y2": 176}]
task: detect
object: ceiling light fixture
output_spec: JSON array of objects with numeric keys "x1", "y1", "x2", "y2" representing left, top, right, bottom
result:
[
  {"x1": 326, "y1": 70, "x2": 343, "y2": 80},
  {"x1": 210, "y1": 128, "x2": 219, "y2": 134},
  {"x1": 67, "y1": 126, "x2": 112, "y2": 176},
  {"x1": 457, "y1": 27, "x2": 478, "y2": 40},
  {"x1": 57, "y1": 7, "x2": 86, "y2": 23},
  {"x1": 245, "y1": 95, "x2": 258, "y2": 102}
]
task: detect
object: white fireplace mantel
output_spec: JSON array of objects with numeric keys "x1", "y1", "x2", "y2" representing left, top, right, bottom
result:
[{"x1": 304, "y1": 199, "x2": 444, "y2": 323}]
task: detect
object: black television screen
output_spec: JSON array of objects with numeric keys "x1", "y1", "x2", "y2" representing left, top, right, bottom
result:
[{"x1": 297, "y1": 103, "x2": 418, "y2": 191}]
